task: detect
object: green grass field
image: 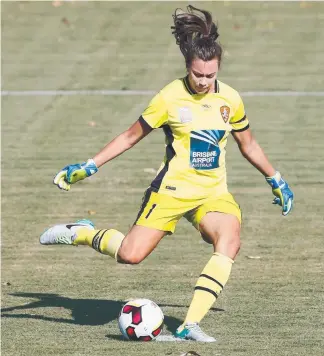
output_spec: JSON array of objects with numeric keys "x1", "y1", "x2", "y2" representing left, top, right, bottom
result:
[{"x1": 1, "y1": 1, "x2": 324, "y2": 355}]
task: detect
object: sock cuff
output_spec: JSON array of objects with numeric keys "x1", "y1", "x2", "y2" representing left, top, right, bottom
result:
[
  {"x1": 112, "y1": 232, "x2": 125, "y2": 260},
  {"x1": 105, "y1": 229, "x2": 125, "y2": 260},
  {"x1": 92, "y1": 229, "x2": 124, "y2": 259},
  {"x1": 213, "y1": 252, "x2": 234, "y2": 264}
]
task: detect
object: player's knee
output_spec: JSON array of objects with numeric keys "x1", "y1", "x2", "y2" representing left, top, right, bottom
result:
[
  {"x1": 118, "y1": 255, "x2": 142, "y2": 265},
  {"x1": 118, "y1": 249, "x2": 145, "y2": 265},
  {"x1": 216, "y1": 235, "x2": 240, "y2": 259},
  {"x1": 124, "y1": 258, "x2": 141, "y2": 265}
]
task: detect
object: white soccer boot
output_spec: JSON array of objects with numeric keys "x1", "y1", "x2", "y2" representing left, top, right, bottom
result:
[
  {"x1": 175, "y1": 322, "x2": 217, "y2": 342},
  {"x1": 40, "y1": 219, "x2": 94, "y2": 245}
]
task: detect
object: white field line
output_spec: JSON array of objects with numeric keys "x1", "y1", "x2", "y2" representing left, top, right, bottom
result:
[{"x1": 1, "y1": 90, "x2": 324, "y2": 97}]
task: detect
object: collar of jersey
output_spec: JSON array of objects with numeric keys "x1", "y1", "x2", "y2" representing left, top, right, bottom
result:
[{"x1": 183, "y1": 75, "x2": 219, "y2": 95}]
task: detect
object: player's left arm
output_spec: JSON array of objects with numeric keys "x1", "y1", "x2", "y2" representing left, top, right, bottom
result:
[{"x1": 232, "y1": 128, "x2": 294, "y2": 216}]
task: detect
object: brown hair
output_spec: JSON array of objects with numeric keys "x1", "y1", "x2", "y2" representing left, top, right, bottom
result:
[{"x1": 171, "y1": 5, "x2": 222, "y2": 68}]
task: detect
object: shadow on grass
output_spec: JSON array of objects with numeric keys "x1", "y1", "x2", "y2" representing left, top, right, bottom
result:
[{"x1": 1, "y1": 292, "x2": 224, "y2": 334}]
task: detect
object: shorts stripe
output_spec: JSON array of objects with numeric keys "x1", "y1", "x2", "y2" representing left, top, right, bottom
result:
[{"x1": 134, "y1": 188, "x2": 153, "y2": 225}]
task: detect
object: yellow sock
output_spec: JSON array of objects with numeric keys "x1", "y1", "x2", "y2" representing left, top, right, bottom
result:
[
  {"x1": 183, "y1": 252, "x2": 234, "y2": 326},
  {"x1": 73, "y1": 228, "x2": 124, "y2": 260}
]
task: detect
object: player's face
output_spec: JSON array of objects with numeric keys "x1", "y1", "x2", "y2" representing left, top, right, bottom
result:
[{"x1": 188, "y1": 57, "x2": 219, "y2": 94}]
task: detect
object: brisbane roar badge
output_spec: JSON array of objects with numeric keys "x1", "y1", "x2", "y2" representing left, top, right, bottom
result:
[{"x1": 220, "y1": 105, "x2": 230, "y2": 123}]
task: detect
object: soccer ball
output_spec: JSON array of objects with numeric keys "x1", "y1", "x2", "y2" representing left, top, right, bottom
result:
[{"x1": 118, "y1": 298, "x2": 164, "y2": 341}]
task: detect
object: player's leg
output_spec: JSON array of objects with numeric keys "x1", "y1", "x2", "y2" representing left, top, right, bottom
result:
[
  {"x1": 117, "y1": 225, "x2": 167, "y2": 264},
  {"x1": 77, "y1": 223, "x2": 168, "y2": 264},
  {"x1": 40, "y1": 188, "x2": 181, "y2": 264},
  {"x1": 40, "y1": 220, "x2": 167, "y2": 264},
  {"x1": 199, "y1": 212, "x2": 241, "y2": 258},
  {"x1": 177, "y1": 193, "x2": 241, "y2": 341}
]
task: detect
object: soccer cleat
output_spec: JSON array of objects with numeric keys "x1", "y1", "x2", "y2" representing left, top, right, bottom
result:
[
  {"x1": 175, "y1": 322, "x2": 216, "y2": 342},
  {"x1": 40, "y1": 219, "x2": 95, "y2": 245}
]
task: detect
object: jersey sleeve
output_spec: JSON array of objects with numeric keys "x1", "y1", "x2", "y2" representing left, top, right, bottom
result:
[
  {"x1": 229, "y1": 94, "x2": 249, "y2": 132},
  {"x1": 140, "y1": 92, "x2": 168, "y2": 129}
]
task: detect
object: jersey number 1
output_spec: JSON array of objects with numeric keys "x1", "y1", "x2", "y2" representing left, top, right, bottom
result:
[{"x1": 145, "y1": 204, "x2": 157, "y2": 219}]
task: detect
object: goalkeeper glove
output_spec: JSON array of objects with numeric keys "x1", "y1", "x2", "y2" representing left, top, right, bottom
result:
[
  {"x1": 53, "y1": 159, "x2": 98, "y2": 191},
  {"x1": 266, "y1": 171, "x2": 294, "y2": 216}
]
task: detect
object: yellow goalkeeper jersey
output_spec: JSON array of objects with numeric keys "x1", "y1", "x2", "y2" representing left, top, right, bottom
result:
[{"x1": 140, "y1": 76, "x2": 249, "y2": 199}]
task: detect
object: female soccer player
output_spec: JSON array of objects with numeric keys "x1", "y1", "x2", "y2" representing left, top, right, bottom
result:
[{"x1": 40, "y1": 6, "x2": 294, "y2": 342}]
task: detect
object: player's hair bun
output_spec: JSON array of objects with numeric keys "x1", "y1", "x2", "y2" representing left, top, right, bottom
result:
[{"x1": 171, "y1": 5, "x2": 222, "y2": 66}]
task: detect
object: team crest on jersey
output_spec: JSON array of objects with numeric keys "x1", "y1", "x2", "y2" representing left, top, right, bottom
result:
[
  {"x1": 220, "y1": 105, "x2": 230, "y2": 123},
  {"x1": 179, "y1": 107, "x2": 193, "y2": 123}
]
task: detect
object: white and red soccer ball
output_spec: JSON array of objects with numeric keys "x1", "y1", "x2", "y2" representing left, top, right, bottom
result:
[{"x1": 118, "y1": 298, "x2": 164, "y2": 341}]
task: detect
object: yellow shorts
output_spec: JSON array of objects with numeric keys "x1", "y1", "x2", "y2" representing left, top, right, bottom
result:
[{"x1": 134, "y1": 188, "x2": 241, "y2": 234}]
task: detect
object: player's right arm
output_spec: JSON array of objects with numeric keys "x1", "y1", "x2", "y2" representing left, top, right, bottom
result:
[
  {"x1": 54, "y1": 91, "x2": 168, "y2": 191},
  {"x1": 53, "y1": 119, "x2": 152, "y2": 191},
  {"x1": 93, "y1": 118, "x2": 152, "y2": 168}
]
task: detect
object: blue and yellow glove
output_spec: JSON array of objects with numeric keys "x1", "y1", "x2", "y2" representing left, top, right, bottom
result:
[
  {"x1": 266, "y1": 171, "x2": 294, "y2": 216},
  {"x1": 53, "y1": 159, "x2": 98, "y2": 191}
]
